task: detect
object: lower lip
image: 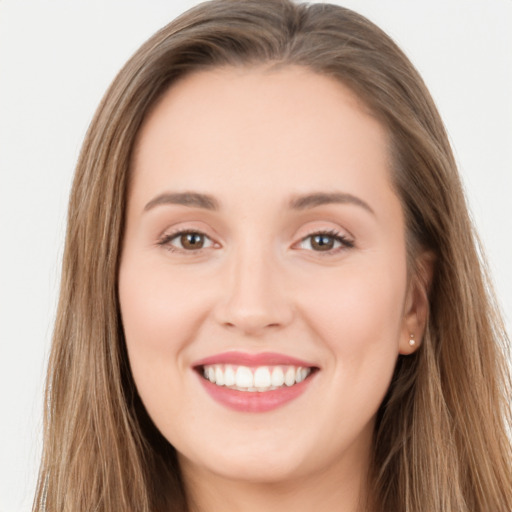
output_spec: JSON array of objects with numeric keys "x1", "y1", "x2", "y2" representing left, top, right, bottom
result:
[{"x1": 197, "y1": 373, "x2": 316, "y2": 413}]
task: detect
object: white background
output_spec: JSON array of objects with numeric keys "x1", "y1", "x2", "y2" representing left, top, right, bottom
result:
[{"x1": 1, "y1": 1, "x2": 511, "y2": 510}]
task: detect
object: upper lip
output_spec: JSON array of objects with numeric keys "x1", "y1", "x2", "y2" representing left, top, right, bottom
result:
[{"x1": 193, "y1": 351, "x2": 318, "y2": 368}]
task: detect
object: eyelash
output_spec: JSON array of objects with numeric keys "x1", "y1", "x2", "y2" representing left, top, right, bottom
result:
[
  {"x1": 157, "y1": 228, "x2": 354, "y2": 256},
  {"x1": 157, "y1": 229, "x2": 214, "y2": 254},
  {"x1": 297, "y1": 229, "x2": 355, "y2": 255}
]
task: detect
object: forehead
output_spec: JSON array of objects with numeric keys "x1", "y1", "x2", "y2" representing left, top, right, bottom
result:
[{"x1": 130, "y1": 65, "x2": 393, "y2": 213}]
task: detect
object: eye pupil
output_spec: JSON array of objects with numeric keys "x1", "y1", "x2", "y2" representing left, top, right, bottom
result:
[
  {"x1": 181, "y1": 233, "x2": 204, "y2": 250},
  {"x1": 311, "y1": 235, "x2": 335, "y2": 251}
]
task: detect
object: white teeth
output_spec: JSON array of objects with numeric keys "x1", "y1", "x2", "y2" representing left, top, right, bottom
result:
[
  {"x1": 284, "y1": 367, "x2": 296, "y2": 386},
  {"x1": 296, "y1": 367, "x2": 309, "y2": 383},
  {"x1": 215, "y1": 366, "x2": 224, "y2": 386},
  {"x1": 224, "y1": 365, "x2": 236, "y2": 387},
  {"x1": 254, "y1": 367, "x2": 271, "y2": 388},
  {"x1": 201, "y1": 364, "x2": 312, "y2": 391},
  {"x1": 235, "y1": 366, "x2": 254, "y2": 388},
  {"x1": 271, "y1": 366, "x2": 285, "y2": 387}
]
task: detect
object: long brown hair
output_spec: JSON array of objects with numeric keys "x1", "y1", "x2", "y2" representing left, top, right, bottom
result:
[{"x1": 34, "y1": 1, "x2": 512, "y2": 510}]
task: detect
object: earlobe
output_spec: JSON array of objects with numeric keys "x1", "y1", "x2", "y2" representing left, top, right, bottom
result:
[
  {"x1": 399, "y1": 250, "x2": 435, "y2": 355},
  {"x1": 400, "y1": 330, "x2": 421, "y2": 355}
]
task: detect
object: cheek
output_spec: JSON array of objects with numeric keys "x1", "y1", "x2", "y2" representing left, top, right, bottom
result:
[
  {"x1": 118, "y1": 257, "x2": 226, "y2": 445},
  {"x1": 297, "y1": 257, "x2": 407, "y2": 373},
  {"x1": 311, "y1": 261, "x2": 403, "y2": 321},
  {"x1": 119, "y1": 257, "x2": 210, "y2": 359},
  {"x1": 294, "y1": 259, "x2": 407, "y2": 437},
  {"x1": 118, "y1": 257, "x2": 213, "y2": 419}
]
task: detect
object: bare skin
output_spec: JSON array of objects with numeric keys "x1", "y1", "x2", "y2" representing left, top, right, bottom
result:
[{"x1": 119, "y1": 66, "x2": 428, "y2": 511}]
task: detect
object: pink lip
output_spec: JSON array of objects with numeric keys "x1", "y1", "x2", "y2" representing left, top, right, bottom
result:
[
  {"x1": 197, "y1": 376, "x2": 315, "y2": 413},
  {"x1": 192, "y1": 351, "x2": 318, "y2": 413},
  {"x1": 193, "y1": 351, "x2": 316, "y2": 368}
]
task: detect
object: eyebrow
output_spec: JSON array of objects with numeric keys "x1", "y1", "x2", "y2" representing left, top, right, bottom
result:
[
  {"x1": 144, "y1": 192, "x2": 219, "y2": 212},
  {"x1": 289, "y1": 192, "x2": 375, "y2": 215},
  {"x1": 143, "y1": 190, "x2": 374, "y2": 215}
]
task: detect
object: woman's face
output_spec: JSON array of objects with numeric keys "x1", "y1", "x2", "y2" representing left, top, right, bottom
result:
[{"x1": 119, "y1": 66, "x2": 422, "y2": 486}]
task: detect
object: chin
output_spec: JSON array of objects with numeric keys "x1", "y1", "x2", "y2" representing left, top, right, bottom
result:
[{"x1": 179, "y1": 441, "x2": 312, "y2": 485}]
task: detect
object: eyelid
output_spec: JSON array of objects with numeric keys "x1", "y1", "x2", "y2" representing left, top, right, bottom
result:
[
  {"x1": 156, "y1": 225, "x2": 354, "y2": 256},
  {"x1": 293, "y1": 228, "x2": 355, "y2": 255},
  {"x1": 157, "y1": 227, "x2": 218, "y2": 254}
]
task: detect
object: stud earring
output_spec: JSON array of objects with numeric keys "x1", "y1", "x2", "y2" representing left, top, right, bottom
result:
[{"x1": 409, "y1": 333, "x2": 416, "y2": 347}]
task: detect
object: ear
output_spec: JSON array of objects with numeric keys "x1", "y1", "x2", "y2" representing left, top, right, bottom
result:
[{"x1": 399, "y1": 250, "x2": 435, "y2": 355}]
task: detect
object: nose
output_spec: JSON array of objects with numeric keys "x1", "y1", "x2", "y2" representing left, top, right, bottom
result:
[{"x1": 213, "y1": 245, "x2": 294, "y2": 336}]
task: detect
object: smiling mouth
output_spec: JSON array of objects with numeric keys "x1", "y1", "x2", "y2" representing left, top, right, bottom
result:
[{"x1": 196, "y1": 364, "x2": 317, "y2": 392}]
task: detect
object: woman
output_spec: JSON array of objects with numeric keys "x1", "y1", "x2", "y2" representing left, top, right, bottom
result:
[{"x1": 33, "y1": 1, "x2": 512, "y2": 510}]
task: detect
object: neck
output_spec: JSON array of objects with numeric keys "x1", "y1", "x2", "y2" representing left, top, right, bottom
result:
[{"x1": 180, "y1": 445, "x2": 372, "y2": 512}]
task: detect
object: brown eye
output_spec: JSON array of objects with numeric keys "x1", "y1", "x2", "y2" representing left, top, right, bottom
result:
[
  {"x1": 310, "y1": 234, "x2": 336, "y2": 251},
  {"x1": 297, "y1": 231, "x2": 354, "y2": 253},
  {"x1": 159, "y1": 230, "x2": 214, "y2": 252},
  {"x1": 180, "y1": 232, "x2": 206, "y2": 250}
]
